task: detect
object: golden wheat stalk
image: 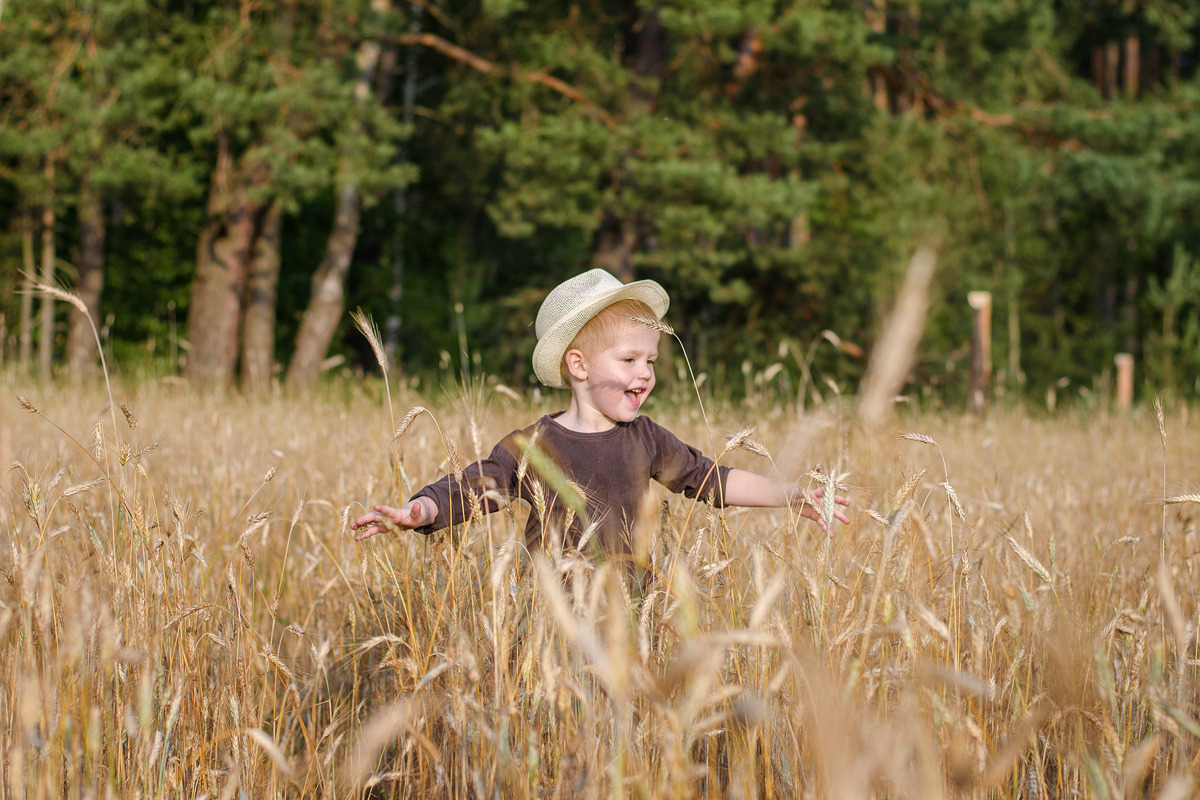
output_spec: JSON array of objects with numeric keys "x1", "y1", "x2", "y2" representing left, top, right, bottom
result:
[
  {"x1": 900, "y1": 431, "x2": 938, "y2": 446},
  {"x1": 163, "y1": 603, "x2": 216, "y2": 630},
  {"x1": 894, "y1": 467, "x2": 928, "y2": 504},
  {"x1": 246, "y1": 728, "x2": 296, "y2": 778},
  {"x1": 352, "y1": 307, "x2": 395, "y2": 434},
  {"x1": 820, "y1": 468, "x2": 837, "y2": 533},
  {"x1": 62, "y1": 477, "x2": 107, "y2": 497},
  {"x1": 1157, "y1": 562, "x2": 1189, "y2": 658},
  {"x1": 1154, "y1": 394, "x2": 1166, "y2": 447},
  {"x1": 119, "y1": 403, "x2": 138, "y2": 429},
  {"x1": 858, "y1": 244, "x2": 938, "y2": 428},
  {"x1": 722, "y1": 427, "x2": 771, "y2": 460},
  {"x1": 515, "y1": 434, "x2": 589, "y2": 529},
  {"x1": 940, "y1": 481, "x2": 966, "y2": 522},
  {"x1": 1155, "y1": 394, "x2": 1168, "y2": 562},
  {"x1": 632, "y1": 313, "x2": 713, "y2": 454},
  {"x1": 630, "y1": 314, "x2": 675, "y2": 335},
  {"x1": 392, "y1": 405, "x2": 428, "y2": 443},
  {"x1": 34, "y1": 282, "x2": 119, "y2": 437},
  {"x1": 14, "y1": 395, "x2": 140, "y2": 534},
  {"x1": 1004, "y1": 534, "x2": 1052, "y2": 584},
  {"x1": 342, "y1": 699, "x2": 417, "y2": 785},
  {"x1": 886, "y1": 498, "x2": 915, "y2": 539},
  {"x1": 722, "y1": 427, "x2": 755, "y2": 454}
]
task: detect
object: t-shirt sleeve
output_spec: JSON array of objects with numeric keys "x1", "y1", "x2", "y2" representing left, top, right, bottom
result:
[
  {"x1": 646, "y1": 420, "x2": 731, "y2": 507},
  {"x1": 411, "y1": 438, "x2": 520, "y2": 534}
]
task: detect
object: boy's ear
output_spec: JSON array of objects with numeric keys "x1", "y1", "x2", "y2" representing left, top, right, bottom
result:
[{"x1": 563, "y1": 349, "x2": 587, "y2": 381}]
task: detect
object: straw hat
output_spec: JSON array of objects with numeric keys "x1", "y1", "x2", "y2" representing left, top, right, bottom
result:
[{"x1": 532, "y1": 268, "x2": 669, "y2": 388}]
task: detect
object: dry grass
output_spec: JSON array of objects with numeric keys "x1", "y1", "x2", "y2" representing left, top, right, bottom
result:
[{"x1": 2, "y1": 375, "x2": 1199, "y2": 799}]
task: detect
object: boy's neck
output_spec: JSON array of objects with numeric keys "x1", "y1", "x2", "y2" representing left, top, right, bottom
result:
[{"x1": 555, "y1": 399, "x2": 620, "y2": 433}]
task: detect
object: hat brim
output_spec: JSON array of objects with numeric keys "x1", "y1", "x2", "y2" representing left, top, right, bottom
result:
[{"x1": 532, "y1": 280, "x2": 669, "y2": 388}]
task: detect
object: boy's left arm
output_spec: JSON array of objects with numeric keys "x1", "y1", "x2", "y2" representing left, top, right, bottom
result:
[{"x1": 723, "y1": 469, "x2": 850, "y2": 532}]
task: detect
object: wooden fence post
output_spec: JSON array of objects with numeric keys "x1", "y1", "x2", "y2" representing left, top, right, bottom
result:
[
  {"x1": 1114, "y1": 353, "x2": 1134, "y2": 410},
  {"x1": 968, "y1": 291, "x2": 992, "y2": 414}
]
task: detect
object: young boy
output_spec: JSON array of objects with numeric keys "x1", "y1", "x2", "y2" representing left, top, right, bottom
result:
[{"x1": 352, "y1": 269, "x2": 849, "y2": 556}]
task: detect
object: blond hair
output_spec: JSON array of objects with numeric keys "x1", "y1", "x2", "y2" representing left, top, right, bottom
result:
[{"x1": 560, "y1": 298, "x2": 660, "y2": 383}]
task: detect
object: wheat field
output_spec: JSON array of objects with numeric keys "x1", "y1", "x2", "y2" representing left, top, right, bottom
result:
[{"x1": 2, "y1": 374, "x2": 1198, "y2": 799}]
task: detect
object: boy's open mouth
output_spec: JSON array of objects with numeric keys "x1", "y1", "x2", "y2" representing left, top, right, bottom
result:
[{"x1": 626, "y1": 387, "x2": 646, "y2": 406}]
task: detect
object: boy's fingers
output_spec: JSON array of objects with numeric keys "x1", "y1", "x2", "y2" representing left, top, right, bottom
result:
[
  {"x1": 352, "y1": 507, "x2": 410, "y2": 541},
  {"x1": 798, "y1": 503, "x2": 850, "y2": 528}
]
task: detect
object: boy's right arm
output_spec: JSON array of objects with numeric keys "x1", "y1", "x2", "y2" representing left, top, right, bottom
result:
[
  {"x1": 353, "y1": 431, "x2": 523, "y2": 542},
  {"x1": 352, "y1": 497, "x2": 440, "y2": 541}
]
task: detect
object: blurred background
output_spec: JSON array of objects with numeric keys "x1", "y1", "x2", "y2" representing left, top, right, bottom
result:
[{"x1": 2, "y1": 0, "x2": 1199, "y2": 409}]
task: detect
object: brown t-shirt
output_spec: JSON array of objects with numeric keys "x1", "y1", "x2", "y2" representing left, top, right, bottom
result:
[{"x1": 412, "y1": 413, "x2": 730, "y2": 556}]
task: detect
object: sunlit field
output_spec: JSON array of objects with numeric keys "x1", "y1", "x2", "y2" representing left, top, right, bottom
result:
[{"x1": 2, "y1": 374, "x2": 1198, "y2": 799}]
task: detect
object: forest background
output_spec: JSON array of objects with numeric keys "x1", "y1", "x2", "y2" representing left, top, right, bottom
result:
[{"x1": 3, "y1": 0, "x2": 1200, "y2": 409}]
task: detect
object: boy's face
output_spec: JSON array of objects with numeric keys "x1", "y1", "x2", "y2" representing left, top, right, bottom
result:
[{"x1": 571, "y1": 320, "x2": 660, "y2": 425}]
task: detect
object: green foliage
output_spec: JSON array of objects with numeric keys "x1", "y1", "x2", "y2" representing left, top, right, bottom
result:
[
  {"x1": 481, "y1": 113, "x2": 616, "y2": 238},
  {"x1": 1144, "y1": 244, "x2": 1200, "y2": 393},
  {"x1": 2, "y1": 0, "x2": 1200, "y2": 406}
]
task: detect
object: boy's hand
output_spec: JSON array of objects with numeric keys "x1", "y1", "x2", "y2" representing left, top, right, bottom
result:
[
  {"x1": 792, "y1": 487, "x2": 851, "y2": 535},
  {"x1": 352, "y1": 499, "x2": 434, "y2": 541}
]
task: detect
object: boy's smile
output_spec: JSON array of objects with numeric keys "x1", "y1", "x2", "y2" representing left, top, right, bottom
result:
[{"x1": 559, "y1": 322, "x2": 660, "y2": 432}]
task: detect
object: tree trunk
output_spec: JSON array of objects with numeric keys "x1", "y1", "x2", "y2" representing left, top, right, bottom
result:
[
  {"x1": 69, "y1": 172, "x2": 106, "y2": 375},
  {"x1": 591, "y1": 214, "x2": 637, "y2": 282},
  {"x1": 1123, "y1": 273, "x2": 1138, "y2": 356},
  {"x1": 285, "y1": 1, "x2": 387, "y2": 390},
  {"x1": 1146, "y1": 45, "x2": 1160, "y2": 90},
  {"x1": 1104, "y1": 40, "x2": 1120, "y2": 100},
  {"x1": 631, "y1": 7, "x2": 665, "y2": 97},
  {"x1": 19, "y1": 212, "x2": 35, "y2": 371},
  {"x1": 39, "y1": 158, "x2": 56, "y2": 378},
  {"x1": 286, "y1": 182, "x2": 363, "y2": 390},
  {"x1": 1008, "y1": 288, "x2": 1022, "y2": 387},
  {"x1": 384, "y1": 2, "x2": 422, "y2": 363},
  {"x1": 1160, "y1": 298, "x2": 1176, "y2": 391},
  {"x1": 240, "y1": 199, "x2": 282, "y2": 392},
  {"x1": 1123, "y1": 34, "x2": 1139, "y2": 98},
  {"x1": 898, "y1": 6, "x2": 920, "y2": 113},
  {"x1": 186, "y1": 139, "x2": 263, "y2": 387},
  {"x1": 588, "y1": 7, "x2": 664, "y2": 278},
  {"x1": 866, "y1": 0, "x2": 889, "y2": 111}
]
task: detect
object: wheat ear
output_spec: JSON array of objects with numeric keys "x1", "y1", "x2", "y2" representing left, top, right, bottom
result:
[
  {"x1": 34, "y1": 282, "x2": 119, "y2": 447},
  {"x1": 352, "y1": 307, "x2": 395, "y2": 434},
  {"x1": 631, "y1": 314, "x2": 714, "y2": 456}
]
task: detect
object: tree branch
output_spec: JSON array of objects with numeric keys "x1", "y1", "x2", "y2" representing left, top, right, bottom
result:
[{"x1": 392, "y1": 32, "x2": 617, "y2": 130}]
